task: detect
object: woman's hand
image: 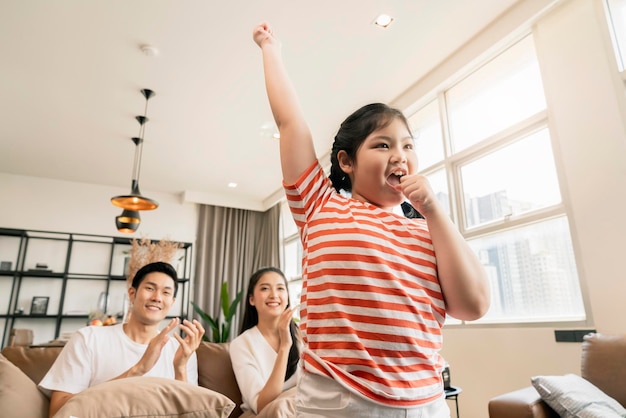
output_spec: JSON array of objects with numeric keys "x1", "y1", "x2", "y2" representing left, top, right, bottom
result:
[{"x1": 278, "y1": 306, "x2": 295, "y2": 351}]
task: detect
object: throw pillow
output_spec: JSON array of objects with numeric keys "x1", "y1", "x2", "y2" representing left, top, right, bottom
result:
[
  {"x1": 52, "y1": 376, "x2": 235, "y2": 418},
  {"x1": 0, "y1": 353, "x2": 49, "y2": 418},
  {"x1": 532, "y1": 374, "x2": 626, "y2": 418}
]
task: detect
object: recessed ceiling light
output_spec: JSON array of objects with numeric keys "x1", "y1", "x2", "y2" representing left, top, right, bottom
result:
[
  {"x1": 228, "y1": 182, "x2": 237, "y2": 188},
  {"x1": 373, "y1": 14, "x2": 394, "y2": 28},
  {"x1": 140, "y1": 44, "x2": 160, "y2": 56}
]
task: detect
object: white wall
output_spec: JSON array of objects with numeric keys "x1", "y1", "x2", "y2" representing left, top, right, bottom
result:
[
  {"x1": 0, "y1": 173, "x2": 198, "y2": 243},
  {"x1": 393, "y1": 1, "x2": 626, "y2": 417}
]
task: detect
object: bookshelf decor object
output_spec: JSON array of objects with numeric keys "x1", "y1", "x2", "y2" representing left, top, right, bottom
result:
[{"x1": 30, "y1": 297, "x2": 49, "y2": 316}]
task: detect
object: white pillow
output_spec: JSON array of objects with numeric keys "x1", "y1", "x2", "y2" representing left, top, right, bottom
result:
[{"x1": 532, "y1": 374, "x2": 626, "y2": 418}]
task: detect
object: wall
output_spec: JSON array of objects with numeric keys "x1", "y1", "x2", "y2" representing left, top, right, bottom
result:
[
  {"x1": 0, "y1": 173, "x2": 198, "y2": 242},
  {"x1": 394, "y1": 1, "x2": 626, "y2": 417},
  {"x1": 0, "y1": 173, "x2": 199, "y2": 344}
]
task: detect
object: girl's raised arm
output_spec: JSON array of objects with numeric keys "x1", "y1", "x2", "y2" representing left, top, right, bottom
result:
[{"x1": 253, "y1": 22, "x2": 316, "y2": 184}]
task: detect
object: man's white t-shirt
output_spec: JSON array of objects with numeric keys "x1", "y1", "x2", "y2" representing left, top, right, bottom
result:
[{"x1": 39, "y1": 323, "x2": 198, "y2": 395}]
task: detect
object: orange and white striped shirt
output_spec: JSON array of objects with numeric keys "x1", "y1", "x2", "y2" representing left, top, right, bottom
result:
[{"x1": 284, "y1": 161, "x2": 446, "y2": 407}]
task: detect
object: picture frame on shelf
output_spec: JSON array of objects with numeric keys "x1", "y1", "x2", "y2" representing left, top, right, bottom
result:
[
  {"x1": 0, "y1": 261, "x2": 12, "y2": 271},
  {"x1": 30, "y1": 296, "x2": 49, "y2": 315}
]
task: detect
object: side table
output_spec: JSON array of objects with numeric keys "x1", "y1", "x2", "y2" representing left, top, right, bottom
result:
[{"x1": 445, "y1": 386, "x2": 462, "y2": 418}]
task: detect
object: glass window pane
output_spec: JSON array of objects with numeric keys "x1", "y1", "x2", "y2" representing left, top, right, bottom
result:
[
  {"x1": 446, "y1": 36, "x2": 546, "y2": 152},
  {"x1": 468, "y1": 216, "x2": 584, "y2": 323},
  {"x1": 425, "y1": 168, "x2": 450, "y2": 217},
  {"x1": 408, "y1": 100, "x2": 445, "y2": 169},
  {"x1": 606, "y1": 0, "x2": 626, "y2": 71},
  {"x1": 461, "y1": 128, "x2": 561, "y2": 228},
  {"x1": 283, "y1": 239, "x2": 301, "y2": 280},
  {"x1": 281, "y1": 201, "x2": 298, "y2": 238}
]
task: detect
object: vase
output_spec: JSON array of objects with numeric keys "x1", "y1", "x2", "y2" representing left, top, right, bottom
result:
[{"x1": 97, "y1": 291, "x2": 108, "y2": 313}]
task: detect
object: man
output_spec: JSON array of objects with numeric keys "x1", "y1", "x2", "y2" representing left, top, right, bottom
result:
[{"x1": 39, "y1": 261, "x2": 205, "y2": 417}]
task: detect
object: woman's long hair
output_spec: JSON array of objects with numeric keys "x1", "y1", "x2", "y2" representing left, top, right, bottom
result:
[{"x1": 239, "y1": 267, "x2": 300, "y2": 381}]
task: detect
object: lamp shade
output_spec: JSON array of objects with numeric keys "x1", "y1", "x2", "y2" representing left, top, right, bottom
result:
[
  {"x1": 115, "y1": 209, "x2": 141, "y2": 233},
  {"x1": 111, "y1": 180, "x2": 158, "y2": 211}
]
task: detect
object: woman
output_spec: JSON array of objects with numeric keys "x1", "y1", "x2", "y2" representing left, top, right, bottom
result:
[{"x1": 229, "y1": 267, "x2": 300, "y2": 417}]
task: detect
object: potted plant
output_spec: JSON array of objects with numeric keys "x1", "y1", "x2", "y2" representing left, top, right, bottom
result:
[{"x1": 191, "y1": 282, "x2": 243, "y2": 343}]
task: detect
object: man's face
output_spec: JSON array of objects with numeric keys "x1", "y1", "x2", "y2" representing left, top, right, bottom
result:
[{"x1": 128, "y1": 272, "x2": 176, "y2": 325}]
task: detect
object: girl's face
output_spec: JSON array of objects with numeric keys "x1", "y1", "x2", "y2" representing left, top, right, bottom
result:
[
  {"x1": 249, "y1": 271, "x2": 289, "y2": 319},
  {"x1": 340, "y1": 117, "x2": 417, "y2": 210}
]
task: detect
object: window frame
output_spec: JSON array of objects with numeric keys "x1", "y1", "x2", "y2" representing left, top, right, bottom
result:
[{"x1": 410, "y1": 34, "x2": 589, "y2": 327}]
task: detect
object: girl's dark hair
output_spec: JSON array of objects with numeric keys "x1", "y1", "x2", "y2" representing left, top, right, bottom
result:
[
  {"x1": 131, "y1": 261, "x2": 178, "y2": 297},
  {"x1": 239, "y1": 266, "x2": 300, "y2": 381},
  {"x1": 329, "y1": 103, "x2": 412, "y2": 193}
]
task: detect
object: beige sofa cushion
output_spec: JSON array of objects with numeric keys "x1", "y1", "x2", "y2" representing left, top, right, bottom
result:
[
  {"x1": 0, "y1": 353, "x2": 49, "y2": 418},
  {"x1": 198, "y1": 341, "x2": 243, "y2": 418},
  {"x1": 53, "y1": 376, "x2": 235, "y2": 418},
  {"x1": 1, "y1": 345, "x2": 63, "y2": 384}
]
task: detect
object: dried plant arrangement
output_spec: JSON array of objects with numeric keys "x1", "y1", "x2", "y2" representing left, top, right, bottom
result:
[{"x1": 126, "y1": 237, "x2": 183, "y2": 288}]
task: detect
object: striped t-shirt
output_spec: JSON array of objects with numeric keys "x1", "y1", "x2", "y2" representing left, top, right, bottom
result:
[{"x1": 284, "y1": 161, "x2": 446, "y2": 407}]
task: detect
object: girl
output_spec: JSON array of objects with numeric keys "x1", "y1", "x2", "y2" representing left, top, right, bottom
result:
[
  {"x1": 252, "y1": 22, "x2": 490, "y2": 418},
  {"x1": 229, "y1": 267, "x2": 300, "y2": 417}
]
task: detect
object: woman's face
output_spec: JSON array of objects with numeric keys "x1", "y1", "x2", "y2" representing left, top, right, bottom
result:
[{"x1": 249, "y1": 271, "x2": 289, "y2": 319}]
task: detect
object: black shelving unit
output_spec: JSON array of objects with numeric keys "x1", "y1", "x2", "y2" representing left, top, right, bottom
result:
[{"x1": 0, "y1": 228, "x2": 192, "y2": 348}]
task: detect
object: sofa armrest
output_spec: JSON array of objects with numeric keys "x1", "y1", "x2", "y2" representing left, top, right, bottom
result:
[
  {"x1": 488, "y1": 386, "x2": 559, "y2": 418},
  {"x1": 0, "y1": 346, "x2": 63, "y2": 384}
]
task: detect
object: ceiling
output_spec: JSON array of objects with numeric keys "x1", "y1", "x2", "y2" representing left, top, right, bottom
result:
[{"x1": 0, "y1": 0, "x2": 521, "y2": 212}]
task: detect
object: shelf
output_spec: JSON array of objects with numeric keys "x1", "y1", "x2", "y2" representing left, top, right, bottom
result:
[
  {"x1": 21, "y1": 270, "x2": 65, "y2": 278},
  {"x1": 0, "y1": 228, "x2": 25, "y2": 237},
  {"x1": 66, "y1": 274, "x2": 110, "y2": 280},
  {"x1": 0, "y1": 227, "x2": 193, "y2": 348}
]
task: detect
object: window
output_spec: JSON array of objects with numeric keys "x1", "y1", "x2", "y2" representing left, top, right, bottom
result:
[
  {"x1": 605, "y1": 0, "x2": 626, "y2": 73},
  {"x1": 280, "y1": 200, "x2": 303, "y2": 312},
  {"x1": 407, "y1": 34, "x2": 585, "y2": 324}
]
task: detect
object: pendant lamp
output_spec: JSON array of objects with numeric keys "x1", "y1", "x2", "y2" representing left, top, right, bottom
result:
[
  {"x1": 111, "y1": 89, "x2": 159, "y2": 211},
  {"x1": 115, "y1": 209, "x2": 141, "y2": 233}
]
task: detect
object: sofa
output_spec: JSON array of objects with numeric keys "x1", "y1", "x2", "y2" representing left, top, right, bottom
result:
[
  {"x1": 0, "y1": 341, "x2": 294, "y2": 418},
  {"x1": 488, "y1": 333, "x2": 626, "y2": 418}
]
